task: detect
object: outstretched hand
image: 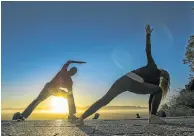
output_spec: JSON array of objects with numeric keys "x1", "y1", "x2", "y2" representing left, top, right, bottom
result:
[
  {"x1": 145, "y1": 24, "x2": 153, "y2": 34},
  {"x1": 67, "y1": 60, "x2": 86, "y2": 64}
]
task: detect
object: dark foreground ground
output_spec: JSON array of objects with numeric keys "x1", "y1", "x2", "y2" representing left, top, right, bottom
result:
[{"x1": 2, "y1": 117, "x2": 194, "y2": 136}]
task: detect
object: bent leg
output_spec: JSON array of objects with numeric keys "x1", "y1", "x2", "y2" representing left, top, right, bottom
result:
[
  {"x1": 81, "y1": 78, "x2": 127, "y2": 120},
  {"x1": 119, "y1": 76, "x2": 163, "y2": 115},
  {"x1": 120, "y1": 76, "x2": 165, "y2": 124}
]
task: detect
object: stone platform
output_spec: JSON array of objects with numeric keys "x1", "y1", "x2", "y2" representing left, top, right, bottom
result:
[{"x1": 2, "y1": 117, "x2": 194, "y2": 136}]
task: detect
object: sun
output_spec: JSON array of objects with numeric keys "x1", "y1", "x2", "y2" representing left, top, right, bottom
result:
[{"x1": 50, "y1": 97, "x2": 69, "y2": 114}]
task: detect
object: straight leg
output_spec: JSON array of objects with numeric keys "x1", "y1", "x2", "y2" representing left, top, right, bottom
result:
[
  {"x1": 150, "y1": 91, "x2": 162, "y2": 115},
  {"x1": 68, "y1": 92, "x2": 76, "y2": 115},
  {"x1": 55, "y1": 89, "x2": 76, "y2": 115},
  {"x1": 149, "y1": 94, "x2": 154, "y2": 114},
  {"x1": 22, "y1": 83, "x2": 51, "y2": 118},
  {"x1": 81, "y1": 78, "x2": 127, "y2": 119}
]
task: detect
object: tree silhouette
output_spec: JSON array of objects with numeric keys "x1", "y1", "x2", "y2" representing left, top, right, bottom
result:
[
  {"x1": 183, "y1": 9, "x2": 194, "y2": 79},
  {"x1": 182, "y1": 8, "x2": 194, "y2": 90},
  {"x1": 183, "y1": 35, "x2": 194, "y2": 78}
]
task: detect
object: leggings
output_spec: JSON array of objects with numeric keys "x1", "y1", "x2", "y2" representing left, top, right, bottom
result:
[{"x1": 81, "y1": 75, "x2": 162, "y2": 119}]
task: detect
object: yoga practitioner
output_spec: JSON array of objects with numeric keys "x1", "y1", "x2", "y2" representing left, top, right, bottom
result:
[
  {"x1": 75, "y1": 25, "x2": 170, "y2": 125},
  {"x1": 12, "y1": 60, "x2": 86, "y2": 121}
]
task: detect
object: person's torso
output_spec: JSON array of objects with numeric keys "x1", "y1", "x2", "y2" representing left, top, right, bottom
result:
[
  {"x1": 51, "y1": 71, "x2": 73, "y2": 88},
  {"x1": 131, "y1": 64, "x2": 161, "y2": 85}
]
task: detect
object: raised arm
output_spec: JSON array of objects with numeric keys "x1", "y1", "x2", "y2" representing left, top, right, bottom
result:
[
  {"x1": 61, "y1": 60, "x2": 86, "y2": 71},
  {"x1": 145, "y1": 25, "x2": 156, "y2": 66}
]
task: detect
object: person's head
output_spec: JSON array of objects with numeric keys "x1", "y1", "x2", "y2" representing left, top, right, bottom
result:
[
  {"x1": 159, "y1": 69, "x2": 170, "y2": 99},
  {"x1": 68, "y1": 67, "x2": 77, "y2": 76}
]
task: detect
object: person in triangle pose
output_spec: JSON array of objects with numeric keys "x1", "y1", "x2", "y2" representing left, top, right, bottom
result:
[
  {"x1": 75, "y1": 25, "x2": 170, "y2": 125},
  {"x1": 12, "y1": 60, "x2": 86, "y2": 121}
]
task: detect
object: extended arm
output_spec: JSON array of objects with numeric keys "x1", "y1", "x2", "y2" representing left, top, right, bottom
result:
[
  {"x1": 62, "y1": 60, "x2": 86, "y2": 71},
  {"x1": 50, "y1": 60, "x2": 86, "y2": 84},
  {"x1": 145, "y1": 25, "x2": 156, "y2": 66}
]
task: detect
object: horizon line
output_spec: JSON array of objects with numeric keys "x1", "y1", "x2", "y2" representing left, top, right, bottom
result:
[{"x1": 1, "y1": 105, "x2": 148, "y2": 110}]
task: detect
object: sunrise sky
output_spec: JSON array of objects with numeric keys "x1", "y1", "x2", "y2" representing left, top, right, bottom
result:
[{"x1": 2, "y1": 1, "x2": 194, "y2": 114}]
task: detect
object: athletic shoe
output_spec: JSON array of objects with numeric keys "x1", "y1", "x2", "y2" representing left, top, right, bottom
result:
[
  {"x1": 149, "y1": 114, "x2": 167, "y2": 124},
  {"x1": 12, "y1": 112, "x2": 25, "y2": 121}
]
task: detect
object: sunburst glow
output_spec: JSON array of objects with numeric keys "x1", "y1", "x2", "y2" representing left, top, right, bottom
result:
[{"x1": 50, "y1": 97, "x2": 69, "y2": 113}]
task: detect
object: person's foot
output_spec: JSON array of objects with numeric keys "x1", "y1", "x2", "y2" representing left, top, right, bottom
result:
[
  {"x1": 68, "y1": 114, "x2": 78, "y2": 121},
  {"x1": 74, "y1": 118, "x2": 84, "y2": 126},
  {"x1": 149, "y1": 114, "x2": 167, "y2": 124},
  {"x1": 12, "y1": 112, "x2": 25, "y2": 121}
]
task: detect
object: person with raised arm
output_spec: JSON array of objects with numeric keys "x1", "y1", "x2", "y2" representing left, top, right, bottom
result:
[
  {"x1": 75, "y1": 25, "x2": 170, "y2": 125},
  {"x1": 12, "y1": 60, "x2": 86, "y2": 121}
]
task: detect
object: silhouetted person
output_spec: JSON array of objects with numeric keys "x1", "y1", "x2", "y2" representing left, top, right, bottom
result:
[
  {"x1": 75, "y1": 25, "x2": 170, "y2": 126},
  {"x1": 93, "y1": 113, "x2": 100, "y2": 119},
  {"x1": 136, "y1": 113, "x2": 141, "y2": 118},
  {"x1": 12, "y1": 60, "x2": 86, "y2": 121}
]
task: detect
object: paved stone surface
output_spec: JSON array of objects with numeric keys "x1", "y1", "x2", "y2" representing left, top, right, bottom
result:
[{"x1": 2, "y1": 117, "x2": 194, "y2": 136}]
